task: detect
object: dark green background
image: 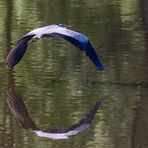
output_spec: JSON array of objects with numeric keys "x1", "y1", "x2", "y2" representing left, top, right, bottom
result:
[{"x1": 0, "y1": 0, "x2": 148, "y2": 148}]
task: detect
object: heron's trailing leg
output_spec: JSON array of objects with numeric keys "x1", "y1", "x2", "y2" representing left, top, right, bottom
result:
[{"x1": 28, "y1": 36, "x2": 39, "y2": 44}]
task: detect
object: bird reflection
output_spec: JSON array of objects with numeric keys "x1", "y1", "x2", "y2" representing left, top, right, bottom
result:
[
  {"x1": 7, "y1": 89, "x2": 38, "y2": 131},
  {"x1": 7, "y1": 89, "x2": 103, "y2": 140}
]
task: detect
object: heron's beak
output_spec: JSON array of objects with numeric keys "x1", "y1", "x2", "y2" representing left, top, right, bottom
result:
[{"x1": 67, "y1": 25, "x2": 72, "y2": 28}]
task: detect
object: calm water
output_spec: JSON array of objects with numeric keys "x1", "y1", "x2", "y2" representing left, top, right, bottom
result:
[{"x1": 0, "y1": 0, "x2": 148, "y2": 147}]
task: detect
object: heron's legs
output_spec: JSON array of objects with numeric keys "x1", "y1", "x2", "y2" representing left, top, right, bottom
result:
[{"x1": 27, "y1": 36, "x2": 38, "y2": 44}]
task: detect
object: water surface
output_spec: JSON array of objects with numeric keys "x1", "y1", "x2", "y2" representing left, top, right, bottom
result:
[{"x1": 0, "y1": 0, "x2": 148, "y2": 148}]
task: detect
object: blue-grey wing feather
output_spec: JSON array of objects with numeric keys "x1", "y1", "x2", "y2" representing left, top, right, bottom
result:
[{"x1": 45, "y1": 27, "x2": 104, "y2": 70}]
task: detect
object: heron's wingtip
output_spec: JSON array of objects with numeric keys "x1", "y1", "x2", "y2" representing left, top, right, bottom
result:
[
  {"x1": 6, "y1": 58, "x2": 15, "y2": 69},
  {"x1": 97, "y1": 98, "x2": 103, "y2": 104},
  {"x1": 6, "y1": 66, "x2": 13, "y2": 70},
  {"x1": 97, "y1": 64, "x2": 105, "y2": 71}
]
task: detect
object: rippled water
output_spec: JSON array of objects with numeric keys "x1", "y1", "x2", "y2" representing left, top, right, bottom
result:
[{"x1": 0, "y1": 0, "x2": 148, "y2": 148}]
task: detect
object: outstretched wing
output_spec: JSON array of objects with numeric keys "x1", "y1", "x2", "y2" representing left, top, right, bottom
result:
[
  {"x1": 44, "y1": 26, "x2": 104, "y2": 71},
  {"x1": 6, "y1": 35, "x2": 34, "y2": 68}
]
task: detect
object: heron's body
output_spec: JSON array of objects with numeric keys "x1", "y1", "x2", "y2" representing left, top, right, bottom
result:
[
  {"x1": 26, "y1": 25, "x2": 88, "y2": 46},
  {"x1": 25, "y1": 25, "x2": 55, "y2": 38},
  {"x1": 6, "y1": 24, "x2": 104, "y2": 70}
]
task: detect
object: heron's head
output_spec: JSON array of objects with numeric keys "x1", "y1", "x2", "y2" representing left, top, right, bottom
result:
[{"x1": 58, "y1": 24, "x2": 67, "y2": 28}]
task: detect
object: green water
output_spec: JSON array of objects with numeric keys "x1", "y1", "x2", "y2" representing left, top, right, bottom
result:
[{"x1": 0, "y1": 0, "x2": 148, "y2": 148}]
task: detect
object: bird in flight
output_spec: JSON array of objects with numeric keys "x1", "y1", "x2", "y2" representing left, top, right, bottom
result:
[{"x1": 6, "y1": 24, "x2": 104, "y2": 71}]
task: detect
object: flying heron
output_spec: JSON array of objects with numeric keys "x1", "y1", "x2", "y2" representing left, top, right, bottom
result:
[{"x1": 6, "y1": 24, "x2": 104, "y2": 70}]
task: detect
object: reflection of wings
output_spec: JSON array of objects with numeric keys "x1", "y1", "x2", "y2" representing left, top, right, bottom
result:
[
  {"x1": 37, "y1": 98, "x2": 103, "y2": 139},
  {"x1": 7, "y1": 89, "x2": 103, "y2": 140},
  {"x1": 66, "y1": 98, "x2": 103, "y2": 133},
  {"x1": 7, "y1": 89, "x2": 38, "y2": 131}
]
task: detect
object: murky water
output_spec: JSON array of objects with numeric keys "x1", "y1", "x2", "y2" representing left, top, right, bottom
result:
[{"x1": 0, "y1": 0, "x2": 148, "y2": 148}]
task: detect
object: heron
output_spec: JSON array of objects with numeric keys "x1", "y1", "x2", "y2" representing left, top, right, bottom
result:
[{"x1": 6, "y1": 24, "x2": 104, "y2": 71}]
